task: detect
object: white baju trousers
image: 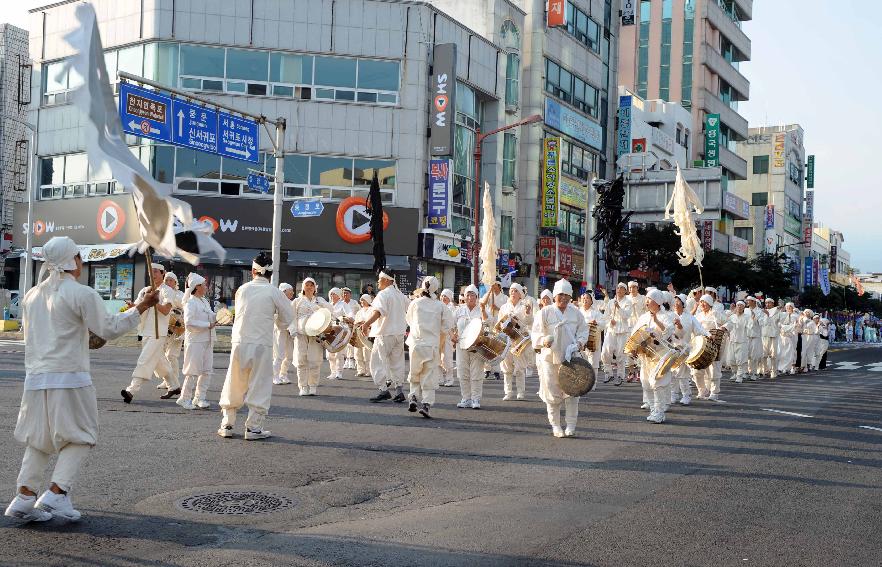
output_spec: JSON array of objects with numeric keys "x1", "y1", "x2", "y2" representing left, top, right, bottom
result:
[
  {"x1": 294, "y1": 335, "x2": 323, "y2": 389},
  {"x1": 600, "y1": 332, "x2": 628, "y2": 379},
  {"x1": 408, "y1": 345, "x2": 440, "y2": 405},
  {"x1": 370, "y1": 335, "x2": 405, "y2": 390},
  {"x1": 456, "y1": 348, "x2": 485, "y2": 403},
  {"x1": 128, "y1": 337, "x2": 175, "y2": 392},
  {"x1": 440, "y1": 339, "x2": 455, "y2": 385},
  {"x1": 762, "y1": 336, "x2": 779, "y2": 377},
  {"x1": 501, "y1": 350, "x2": 530, "y2": 396},
  {"x1": 182, "y1": 340, "x2": 213, "y2": 403},
  {"x1": 219, "y1": 343, "x2": 273, "y2": 430},
  {"x1": 537, "y1": 360, "x2": 580, "y2": 430},
  {"x1": 273, "y1": 327, "x2": 294, "y2": 381}
]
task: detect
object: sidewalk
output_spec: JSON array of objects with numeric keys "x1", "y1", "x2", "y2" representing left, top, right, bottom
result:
[{"x1": 0, "y1": 327, "x2": 234, "y2": 352}]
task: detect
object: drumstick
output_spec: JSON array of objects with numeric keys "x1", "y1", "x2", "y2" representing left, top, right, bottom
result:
[{"x1": 143, "y1": 247, "x2": 159, "y2": 338}]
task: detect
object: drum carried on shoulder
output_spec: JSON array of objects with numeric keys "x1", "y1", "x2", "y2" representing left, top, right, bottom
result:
[
  {"x1": 304, "y1": 308, "x2": 352, "y2": 353},
  {"x1": 493, "y1": 313, "x2": 532, "y2": 356},
  {"x1": 624, "y1": 325, "x2": 688, "y2": 381},
  {"x1": 686, "y1": 328, "x2": 728, "y2": 369},
  {"x1": 584, "y1": 321, "x2": 601, "y2": 353},
  {"x1": 461, "y1": 319, "x2": 510, "y2": 365},
  {"x1": 167, "y1": 308, "x2": 185, "y2": 338}
]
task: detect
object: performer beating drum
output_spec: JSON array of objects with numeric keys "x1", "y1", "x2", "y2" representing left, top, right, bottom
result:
[
  {"x1": 291, "y1": 277, "x2": 330, "y2": 396},
  {"x1": 578, "y1": 291, "x2": 607, "y2": 383},
  {"x1": 497, "y1": 283, "x2": 533, "y2": 401},
  {"x1": 453, "y1": 285, "x2": 486, "y2": 409},
  {"x1": 439, "y1": 289, "x2": 457, "y2": 387}
]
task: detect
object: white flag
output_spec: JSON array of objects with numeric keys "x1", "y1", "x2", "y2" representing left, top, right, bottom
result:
[
  {"x1": 664, "y1": 165, "x2": 704, "y2": 267},
  {"x1": 63, "y1": 3, "x2": 224, "y2": 264}
]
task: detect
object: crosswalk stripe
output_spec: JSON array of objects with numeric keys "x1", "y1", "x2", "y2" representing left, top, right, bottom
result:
[
  {"x1": 762, "y1": 408, "x2": 813, "y2": 418},
  {"x1": 859, "y1": 425, "x2": 882, "y2": 432}
]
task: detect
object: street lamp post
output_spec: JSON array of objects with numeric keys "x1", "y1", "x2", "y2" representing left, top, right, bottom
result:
[
  {"x1": 471, "y1": 114, "x2": 543, "y2": 285},
  {"x1": 1, "y1": 113, "x2": 37, "y2": 293}
]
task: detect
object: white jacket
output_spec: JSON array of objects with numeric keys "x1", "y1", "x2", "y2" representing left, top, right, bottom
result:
[
  {"x1": 369, "y1": 285, "x2": 409, "y2": 337},
  {"x1": 532, "y1": 303, "x2": 589, "y2": 364},
  {"x1": 498, "y1": 299, "x2": 534, "y2": 331},
  {"x1": 136, "y1": 283, "x2": 175, "y2": 339},
  {"x1": 605, "y1": 295, "x2": 633, "y2": 334},
  {"x1": 184, "y1": 296, "x2": 214, "y2": 344},
  {"x1": 454, "y1": 304, "x2": 483, "y2": 350},
  {"x1": 671, "y1": 310, "x2": 706, "y2": 346},
  {"x1": 761, "y1": 307, "x2": 783, "y2": 338},
  {"x1": 405, "y1": 296, "x2": 454, "y2": 349},
  {"x1": 291, "y1": 294, "x2": 331, "y2": 337},
  {"x1": 23, "y1": 274, "x2": 140, "y2": 389},
  {"x1": 726, "y1": 312, "x2": 751, "y2": 343},
  {"x1": 230, "y1": 277, "x2": 294, "y2": 346}
]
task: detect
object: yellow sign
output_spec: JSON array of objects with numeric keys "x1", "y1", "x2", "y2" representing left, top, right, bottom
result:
[
  {"x1": 541, "y1": 138, "x2": 561, "y2": 228},
  {"x1": 560, "y1": 176, "x2": 588, "y2": 209}
]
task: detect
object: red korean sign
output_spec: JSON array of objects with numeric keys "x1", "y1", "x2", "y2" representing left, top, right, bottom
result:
[
  {"x1": 538, "y1": 236, "x2": 557, "y2": 268},
  {"x1": 557, "y1": 243, "x2": 573, "y2": 276},
  {"x1": 547, "y1": 0, "x2": 567, "y2": 27}
]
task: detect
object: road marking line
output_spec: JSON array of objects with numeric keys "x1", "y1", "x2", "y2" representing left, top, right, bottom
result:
[
  {"x1": 859, "y1": 425, "x2": 882, "y2": 432},
  {"x1": 762, "y1": 408, "x2": 813, "y2": 418}
]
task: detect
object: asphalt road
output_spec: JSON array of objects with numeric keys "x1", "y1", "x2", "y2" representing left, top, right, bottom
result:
[{"x1": 0, "y1": 339, "x2": 880, "y2": 566}]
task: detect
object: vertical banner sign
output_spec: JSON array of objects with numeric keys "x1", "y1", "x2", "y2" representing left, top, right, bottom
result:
[
  {"x1": 764, "y1": 204, "x2": 776, "y2": 254},
  {"x1": 820, "y1": 267, "x2": 830, "y2": 296},
  {"x1": 547, "y1": 0, "x2": 567, "y2": 27},
  {"x1": 804, "y1": 256, "x2": 813, "y2": 287},
  {"x1": 115, "y1": 263, "x2": 134, "y2": 300},
  {"x1": 773, "y1": 133, "x2": 786, "y2": 168},
  {"x1": 702, "y1": 220, "x2": 714, "y2": 251},
  {"x1": 427, "y1": 159, "x2": 452, "y2": 230},
  {"x1": 803, "y1": 223, "x2": 813, "y2": 251},
  {"x1": 830, "y1": 245, "x2": 838, "y2": 274},
  {"x1": 704, "y1": 114, "x2": 720, "y2": 167},
  {"x1": 813, "y1": 258, "x2": 819, "y2": 287},
  {"x1": 430, "y1": 44, "x2": 457, "y2": 156},
  {"x1": 806, "y1": 155, "x2": 815, "y2": 189},
  {"x1": 805, "y1": 190, "x2": 814, "y2": 222},
  {"x1": 541, "y1": 138, "x2": 561, "y2": 228},
  {"x1": 621, "y1": 0, "x2": 636, "y2": 25},
  {"x1": 537, "y1": 236, "x2": 557, "y2": 269},
  {"x1": 617, "y1": 95, "x2": 632, "y2": 156},
  {"x1": 764, "y1": 204, "x2": 775, "y2": 229}
]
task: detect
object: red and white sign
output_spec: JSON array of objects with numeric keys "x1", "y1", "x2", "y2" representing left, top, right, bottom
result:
[
  {"x1": 335, "y1": 197, "x2": 389, "y2": 244},
  {"x1": 803, "y1": 223, "x2": 813, "y2": 251},
  {"x1": 557, "y1": 243, "x2": 573, "y2": 276},
  {"x1": 96, "y1": 200, "x2": 126, "y2": 241},
  {"x1": 702, "y1": 221, "x2": 714, "y2": 251},
  {"x1": 547, "y1": 0, "x2": 567, "y2": 27},
  {"x1": 538, "y1": 236, "x2": 557, "y2": 268}
]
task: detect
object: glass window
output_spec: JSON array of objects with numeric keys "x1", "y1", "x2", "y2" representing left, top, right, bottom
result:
[
  {"x1": 64, "y1": 154, "x2": 88, "y2": 183},
  {"x1": 335, "y1": 89, "x2": 355, "y2": 101},
  {"x1": 502, "y1": 133, "x2": 516, "y2": 187},
  {"x1": 455, "y1": 82, "x2": 478, "y2": 120},
  {"x1": 45, "y1": 61, "x2": 68, "y2": 93},
  {"x1": 117, "y1": 45, "x2": 144, "y2": 76},
  {"x1": 354, "y1": 159, "x2": 395, "y2": 188},
  {"x1": 377, "y1": 92, "x2": 397, "y2": 104},
  {"x1": 284, "y1": 154, "x2": 310, "y2": 184},
  {"x1": 202, "y1": 79, "x2": 224, "y2": 91},
  {"x1": 176, "y1": 147, "x2": 221, "y2": 179},
  {"x1": 753, "y1": 155, "x2": 769, "y2": 174},
  {"x1": 314, "y1": 56, "x2": 356, "y2": 88},
  {"x1": 357, "y1": 59, "x2": 399, "y2": 91},
  {"x1": 227, "y1": 81, "x2": 247, "y2": 93},
  {"x1": 226, "y1": 49, "x2": 269, "y2": 81},
  {"x1": 500, "y1": 215, "x2": 514, "y2": 250},
  {"x1": 751, "y1": 192, "x2": 768, "y2": 206},
  {"x1": 104, "y1": 51, "x2": 118, "y2": 80},
  {"x1": 454, "y1": 125, "x2": 476, "y2": 180},
  {"x1": 637, "y1": 0, "x2": 651, "y2": 98},
  {"x1": 153, "y1": 43, "x2": 179, "y2": 86},
  {"x1": 273, "y1": 85, "x2": 294, "y2": 96},
  {"x1": 505, "y1": 52, "x2": 519, "y2": 106},
  {"x1": 151, "y1": 145, "x2": 175, "y2": 183},
  {"x1": 180, "y1": 44, "x2": 225, "y2": 78},
  {"x1": 270, "y1": 53, "x2": 313, "y2": 84},
  {"x1": 222, "y1": 156, "x2": 251, "y2": 180},
  {"x1": 41, "y1": 156, "x2": 64, "y2": 186},
  {"x1": 734, "y1": 227, "x2": 753, "y2": 244},
  {"x1": 357, "y1": 91, "x2": 377, "y2": 103},
  {"x1": 310, "y1": 156, "x2": 352, "y2": 186},
  {"x1": 500, "y1": 20, "x2": 520, "y2": 50}
]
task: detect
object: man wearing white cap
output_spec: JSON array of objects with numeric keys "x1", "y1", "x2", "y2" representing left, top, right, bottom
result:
[
  {"x1": 760, "y1": 297, "x2": 782, "y2": 379},
  {"x1": 578, "y1": 291, "x2": 607, "y2": 384},
  {"x1": 745, "y1": 297, "x2": 766, "y2": 380},
  {"x1": 361, "y1": 271, "x2": 409, "y2": 403},
  {"x1": 801, "y1": 310, "x2": 819, "y2": 372},
  {"x1": 778, "y1": 303, "x2": 800, "y2": 375},
  {"x1": 497, "y1": 283, "x2": 533, "y2": 400},
  {"x1": 291, "y1": 277, "x2": 330, "y2": 395},
  {"x1": 480, "y1": 281, "x2": 507, "y2": 381},
  {"x1": 439, "y1": 289, "x2": 457, "y2": 387},
  {"x1": 217, "y1": 252, "x2": 294, "y2": 440},
  {"x1": 272, "y1": 283, "x2": 295, "y2": 385},
  {"x1": 726, "y1": 301, "x2": 750, "y2": 383},
  {"x1": 539, "y1": 289, "x2": 553, "y2": 307},
  {"x1": 405, "y1": 277, "x2": 454, "y2": 418},
  {"x1": 160, "y1": 272, "x2": 185, "y2": 393},
  {"x1": 600, "y1": 282, "x2": 631, "y2": 386},
  {"x1": 693, "y1": 294, "x2": 727, "y2": 401},
  {"x1": 532, "y1": 278, "x2": 589, "y2": 437},
  {"x1": 337, "y1": 287, "x2": 359, "y2": 371},
  {"x1": 353, "y1": 294, "x2": 374, "y2": 377},
  {"x1": 6, "y1": 237, "x2": 159, "y2": 523},
  {"x1": 632, "y1": 289, "x2": 676, "y2": 423},
  {"x1": 121, "y1": 263, "x2": 177, "y2": 403},
  {"x1": 627, "y1": 281, "x2": 646, "y2": 324},
  {"x1": 685, "y1": 288, "x2": 702, "y2": 315},
  {"x1": 178, "y1": 273, "x2": 216, "y2": 410},
  {"x1": 453, "y1": 285, "x2": 486, "y2": 408},
  {"x1": 670, "y1": 294, "x2": 705, "y2": 405},
  {"x1": 326, "y1": 288, "x2": 344, "y2": 381}
]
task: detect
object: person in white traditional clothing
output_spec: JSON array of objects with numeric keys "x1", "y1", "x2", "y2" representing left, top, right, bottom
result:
[
  {"x1": 600, "y1": 282, "x2": 631, "y2": 386},
  {"x1": 627, "y1": 281, "x2": 646, "y2": 323},
  {"x1": 631, "y1": 289, "x2": 676, "y2": 423},
  {"x1": 760, "y1": 298, "x2": 782, "y2": 379},
  {"x1": 5, "y1": 237, "x2": 159, "y2": 523},
  {"x1": 453, "y1": 285, "x2": 486, "y2": 409},
  {"x1": 439, "y1": 289, "x2": 457, "y2": 387},
  {"x1": 497, "y1": 283, "x2": 533, "y2": 400},
  {"x1": 578, "y1": 291, "x2": 607, "y2": 383},
  {"x1": 353, "y1": 294, "x2": 374, "y2": 377},
  {"x1": 685, "y1": 288, "x2": 702, "y2": 315},
  {"x1": 693, "y1": 294, "x2": 727, "y2": 401},
  {"x1": 272, "y1": 283, "x2": 295, "y2": 385},
  {"x1": 817, "y1": 317, "x2": 830, "y2": 368},
  {"x1": 539, "y1": 289, "x2": 553, "y2": 308},
  {"x1": 480, "y1": 281, "x2": 507, "y2": 380},
  {"x1": 778, "y1": 303, "x2": 800, "y2": 375},
  {"x1": 325, "y1": 287, "x2": 344, "y2": 381},
  {"x1": 801, "y1": 310, "x2": 819, "y2": 372},
  {"x1": 744, "y1": 297, "x2": 766, "y2": 380},
  {"x1": 178, "y1": 273, "x2": 216, "y2": 410},
  {"x1": 405, "y1": 277, "x2": 454, "y2": 418},
  {"x1": 121, "y1": 263, "x2": 176, "y2": 403},
  {"x1": 291, "y1": 277, "x2": 330, "y2": 396},
  {"x1": 670, "y1": 294, "x2": 705, "y2": 405},
  {"x1": 361, "y1": 272, "x2": 409, "y2": 403},
  {"x1": 159, "y1": 272, "x2": 185, "y2": 393},
  {"x1": 532, "y1": 279, "x2": 589, "y2": 438},
  {"x1": 217, "y1": 252, "x2": 294, "y2": 440},
  {"x1": 726, "y1": 301, "x2": 750, "y2": 383},
  {"x1": 338, "y1": 288, "x2": 359, "y2": 371}
]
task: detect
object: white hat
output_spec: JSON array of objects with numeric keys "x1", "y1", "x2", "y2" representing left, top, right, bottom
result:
[
  {"x1": 182, "y1": 273, "x2": 206, "y2": 303},
  {"x1": 617, "y1": 282, "x2": 628, "y2": 289},
  {"x1": 359, "y1": 294, "x2": 373, "y2": 305},
  {"x1": 540, "y1": 289, "x2": 553, "y2": 300},
  {"x1": 165, "y1": 271, "x2": 178, "y2": 281},
  {"x1": 552, "y1": 278, "x2": 573, "y2": 297},
  {"x1": 328, "y1": 287, "x2": 342, "y2": 299},
  {"x1": 39, "y1": 236, "x2": 80, "y2": 290},
  {"x1": 661, "y1": 291, "x2": 674, "y2": 305},
  {"x1": 746, "y1": 296, "x2": 757, "y2": 303},
  {"x1": 691, "y1": 288, "x2": 702, "y2": 294},
  {"x1": 765, "y1": 297, "x2": 775, "y2": 304},
  {"x1": 812, "y1": 314, "x2": 820, "y2": 320},
  {"x1": 150, "y1": 262, "x2": 165, "y2": 272},
  {"x1": 509, "y1": 283, "x2": 525, "y2": 296},
  {"x1": 279, "y1": 282, "x2": 294, "y2": 293},
  {"x1": 341, "y1": 287, "x2": 352, "y2": 293},
  {"x1": 705, "y1": 286, "x2": 717, "y2": 294},
  {"x1": 421, "y1": 275, "x2": 440, "y2": 297},
  {"x1": 463, "y1": 284, "x2": 479, "y2": 296},
  {"x1": 736, "y1": 300, "x2": 746, "y2": 307},
  {"x1": 676, "y1": 293, "x2": 688, "y2": 304},
  {"x1": 628, "y1": 280, "x2": 639, "y2": 287},
  {"x1": 440, "y1": 288, "x2": 454, "y2": 300},
  {"x1": 646, "y1": 289, "x2": 666, "y2": 306},
  {"x1": 700, "y1": 294, "x2": 715, "y2": 306},
  {"x1": 803, "y1": 309, "x2": 813, "y2": 316},
  {"x1": 785, "y1": 302, "x2": 795, "y2": 308},
  {"x1": 378, "y1": 271, "x2": 395, "y2": 281}
]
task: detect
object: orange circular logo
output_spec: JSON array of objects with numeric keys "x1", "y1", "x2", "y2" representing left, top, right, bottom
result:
[
  {"x1": 198, "y1": 215, "x2": 219, "y2": 232},
  {"x1": 434, "y1": 94, "x2": 449, "y2": 112},
  {"x1": 335, "y1": 197, "x2": 390, "y2": 244},
  {"x1": 96, "y1": 200, "x2": 126, "y2": 241},
  {"x1": 33, "y1": 220, "x2": 45, "y2": 236}
]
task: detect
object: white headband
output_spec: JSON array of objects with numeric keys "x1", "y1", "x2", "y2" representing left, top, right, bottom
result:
[
  {"x1": 151, "y1": 263, "x2": 165, "y2": 272},
  {"x1": 252, "y1": 261, "x2": 268, "y2": 275}
]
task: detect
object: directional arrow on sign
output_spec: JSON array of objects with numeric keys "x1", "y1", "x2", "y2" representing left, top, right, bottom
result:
[
  {"x1": 177, "y1": 109, "x2": 184, "y2": 137},
  {"x1": 226, "y1": 147, "x2": 252, "y2": 160},
  {"x1": 352, "y1": 209, "x2": 371, "y2": 230},
  {"x1": 128, "y1": 120, "x2": 160, "y2": 135}
]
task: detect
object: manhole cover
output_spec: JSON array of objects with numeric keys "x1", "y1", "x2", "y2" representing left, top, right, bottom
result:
[{"x1": 176, "y1": 491, "x2": 295, "y2": 515}]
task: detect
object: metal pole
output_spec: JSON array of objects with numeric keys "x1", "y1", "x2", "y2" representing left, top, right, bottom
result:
[
  {"x1": 271, "y1": 118, "x2": 286, "y2": 286},
  {"x1": 584, "y1": 178, "x2": 596, "y2": 290},
  {"x1": 472, "y1": 133, "x2": 482, "y2": 286},
  {"x1": 23, "y1": 127, "x2": 37, "y2": 293}
]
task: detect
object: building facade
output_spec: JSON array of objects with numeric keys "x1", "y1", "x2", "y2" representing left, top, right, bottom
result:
[
  {"x1": 813, "y1": 224, "x2": 850, "y2": 288},
  {"x1": 0, "y1": 23, "x2": 30, "y2": 287}
]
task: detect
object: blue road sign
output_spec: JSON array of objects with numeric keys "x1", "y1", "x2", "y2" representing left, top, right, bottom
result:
[
  {"x1": 218, "y1": 112, "x2": 259, "y2": 163},
  {"x1": 172, "y1": 99, "x2": 218, "y2": 153},
  {"x1": 247, "y1": 173, "x2": 271, "y2": 194},
  {"x1": 119, "y1": 82, "x2": 172, "y2": 143},
  {"x1": 290, "y1": 199, "x2": 324, "y2": 218}
]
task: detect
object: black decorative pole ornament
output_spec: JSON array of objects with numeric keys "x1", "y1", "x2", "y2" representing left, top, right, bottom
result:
[
  {"x1": 591, "y1": 175, "x2": 632, "y2": 273},
  {"x1": 365, "y1": 170, "x2": 387, "y2": 275}
]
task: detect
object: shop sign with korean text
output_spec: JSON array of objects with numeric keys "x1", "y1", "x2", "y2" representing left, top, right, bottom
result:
[
  {"x1": 427, "y1": 159, "x2": 452, "y2": 230},
  {"x1": 704, "y1": 114, "x2": 720, "y2": 167},
  {"x1": 541, "y1": 138, "x2": 562, "y2": 228}
]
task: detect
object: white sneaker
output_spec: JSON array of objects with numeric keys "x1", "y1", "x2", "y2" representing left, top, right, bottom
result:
[
  {"x1": 217, "y1": 425, "x2": 234, "y2": 438},
  {"x1": 308, "y1": 386, "x2": 318, "y2": 396},
  {"x1": 193, "y1": 399, "x2": 210, "y2": 409},
  {"x1": 564, "y1": 427, "x2": 576, "y2": 437},
  {"x1": 335, "y1": 373, "x2": 343, "y2": 380},
  {"x1": 278, "y1": 377, "x2": 291, "y2": 385},
  {"x1": 552, "y1": 426, "x2": 565, "y2": 438},
  {"x1": 245, "y1": 428, "x2": 272, "y2": 440},
  {"x1": 709, "y1": 394, "x2": 721, "y2": 402},
  {"x1": 326, "y1": 374, "x2": 337, "y2": 381},
  {"x1": 299, "y1": 387, "x2": 309, "y2": 396},
  {"x1": 646, "y1": 412, "x2": 655, "y2": 421},
  {"x1": 680, "y1": 395, "x2": 692, "y2": 406},
  {"x1": 456, "y1": 399, "x2": 472, "y2": 408},
  {"x1": 471, "y1": 400, "x2": 481, "y2": 409},
  {"x1": 749, "y1": 374, "x2": 758, "y2": 381},
  {"x1": 729, "y1": 375, "x2": 737, "y2": 382},
  {"x1": 516, "y1": 393, "x2": 526, "y2": 400},
  {"x1": 35, "y1": 490, "x2": 81, "y2": 521},
  {"x1": 735, "y1": 376, "x2": 743, "y2": 383},
  {"x1": 175, "y1": 397, "x2": 194, "y2": 410},
  {"x1": 640, "y1": 402, "x2": 651, "y2": 410},
  {"x1": 5, "y1": 494, "x2": 52, "y2": 522},
  {"x1": 648, "y1": 412, "x2": 666, "y2": 424},
  {"x1": 272, "y1": 378, "x2": 282, "y2": 385},
  {"x1": 502, "y1": 393, "x2": 515, "y2": 401}
]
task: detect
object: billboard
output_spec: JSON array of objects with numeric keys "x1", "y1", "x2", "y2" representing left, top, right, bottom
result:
[
  {"x1": 541, "y1": 138, "x2": 562, "y2": 228},
  {"x1": 547, "y1": 0, "x2": 567, "y2": 27},
  {"x1": 704, "y1": 114, "x2": 720, "y2": 167},
  {"x1": 427, "y1": 159, "x2": 452, "y2": 230},
  {"x1": 429, "y1": 44, "x2": 457, "y2": 156},
  {"x1": 617, "y1": 95, "x2": 632, "y2": 156},
  {"x1": 806, "y1": 155, "x2": 815, "y2": 188}
]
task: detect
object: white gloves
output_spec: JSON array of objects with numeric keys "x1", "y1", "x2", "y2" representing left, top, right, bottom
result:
[{"x1": 565, "y1": 343, "x2": 579, "y2": 363}]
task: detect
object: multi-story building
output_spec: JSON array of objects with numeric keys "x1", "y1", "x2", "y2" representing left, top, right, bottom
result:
[
  {"x1": 0, "y1": 23, "x2": 30, "y2": 287},
  {"x1": 813, "y1": 224, "x2": 850, "y2": 288}
]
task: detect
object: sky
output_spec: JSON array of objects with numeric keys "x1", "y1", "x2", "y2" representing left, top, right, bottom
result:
[{"x1": 4, "y1": 1, "x2": 881, "y2": 271}]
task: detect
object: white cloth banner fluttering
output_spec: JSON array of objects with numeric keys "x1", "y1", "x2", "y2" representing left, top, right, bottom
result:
[
  {"x1": 63, "y1": 3, "x2": 224, "y2": 265},
  {"x1": 664, "y1": 164, "x2": 704, "y2": 267},
  {"x1": 479, "y1": 182, "x2": 498, "y2": 287}
]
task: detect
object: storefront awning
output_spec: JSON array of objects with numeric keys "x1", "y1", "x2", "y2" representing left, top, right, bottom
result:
[
  {"x1": 287, "y1": 252, "x2": 410, "y2": 271},
  {"x1": 154, "y1": 248, "x2": 264, "y2": 266},
  {"x1": 30, "y1": 243, "x2": 135, "y2": 263}
]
